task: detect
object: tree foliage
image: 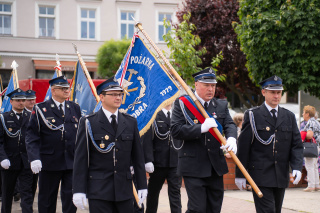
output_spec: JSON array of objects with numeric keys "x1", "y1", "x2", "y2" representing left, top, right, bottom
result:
[
  {"x1": 96, "y1": 39, "x2": 131, "y2": 78},
  {"x1": 176, "y1": 0, "x2": 262, "y2": 107},
  {"x1": 163, "y1": 13, "x2": 207, "y2": 86},
  {"x1": 235, "y1": 0, "x2": 320, "y2": 98}
]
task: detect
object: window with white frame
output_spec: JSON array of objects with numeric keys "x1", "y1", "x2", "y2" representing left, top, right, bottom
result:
[
  {"x1": 0, "y1": 3, "x2": 12, "y2": 35},
  {"x1": 158, "y1": 13, "x2": 172, "y2": 42},
  {"x1": 39, "y1": 6, "x2": 55, "y2": 37},
  {"x1": 81, "y1": 8, "x2": 96, "y2": 39},
  {"x1": 120, "y1": 11, "x2": 135, "y2": 39}
]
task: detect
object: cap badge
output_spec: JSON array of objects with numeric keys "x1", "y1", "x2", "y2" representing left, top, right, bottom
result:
[
  {"x1": 209, "y1": 68, "x2": 213, "y2": 73},
  {"x1": 274, "y1": 76, "x2": 278, "y2": 81},
  {"x1": 63, "y1": 76, "x2": 67, "y2": 80},
  {"x1": 18, "y1": 89, "x2": 21, "y2": 92}
]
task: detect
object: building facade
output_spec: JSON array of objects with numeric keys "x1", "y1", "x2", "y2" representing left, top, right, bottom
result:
[{"x1": 0, "y1": 0, "x2": 182, "y2": 86}]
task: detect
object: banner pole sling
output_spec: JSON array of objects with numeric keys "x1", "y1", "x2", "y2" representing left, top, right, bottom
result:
[{"x1": 135, "y1": 21, "x2": 263, "y2": 198}]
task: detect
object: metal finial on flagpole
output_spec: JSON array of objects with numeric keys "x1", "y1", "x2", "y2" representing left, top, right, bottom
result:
[
  {"x1": 11, "y1": 60, "x2": 18, "y2": 70},
  {"x1": 55, "y1": 54, "x2": 61, "y2": 66},
  {"x1": 54, "y1": 54, "x2": 62, "y2": 77},
  {"x1": 72, "y1": 43, "x2": 78, "y2": 53}
]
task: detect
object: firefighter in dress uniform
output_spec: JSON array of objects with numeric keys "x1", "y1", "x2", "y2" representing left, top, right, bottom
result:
[
  {"x1": 235, "y1": 76, "x2": 303, "y2": 213},
  {"x1": 0, "y1": 89, "x2": 34, "y2": 213},
  {"x1": 26, "y1": 76, "x2": 81, "y2": 213},
  {"x1": 72, "y1": 77, "x2": 148, "y2": 213},
  {"x1": 143, "y1": 104, "x2": 182, "y2": 213},
  {"x1": 171, "y1": 68, "x2": 238, "y2": 213}
]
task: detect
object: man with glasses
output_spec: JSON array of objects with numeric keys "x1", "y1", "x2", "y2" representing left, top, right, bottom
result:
[
  {"x1": 72, "y1": 77, "x2": 148, "y2": 212},
  {"x1": 0, "y1": 89, "x2": 34, "y2": 213},
  {"x1": 26, "y1": 76, "x2": 81, "y2": 213}
]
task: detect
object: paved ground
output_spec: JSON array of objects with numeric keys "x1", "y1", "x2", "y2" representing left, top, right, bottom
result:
[{"x1": 10, "y1": 185, "x2": 319, "y2": 212}]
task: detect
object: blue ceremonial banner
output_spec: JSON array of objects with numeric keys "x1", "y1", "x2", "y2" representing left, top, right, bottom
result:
[
  {"x1": 70, "y1": 61, "x2": 98, "y2": 116},
  {"x1": 43, "y1": 72, "x2": 57, "y2": 101},
  {"x1": 0, "y1": 73, "x2": 15, "y2": 113},
  {"x1": 116, "y1": 36, "x2": 180, "y2": 135}
]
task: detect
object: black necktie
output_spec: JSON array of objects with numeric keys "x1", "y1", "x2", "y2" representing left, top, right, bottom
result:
[
  {"x1": 59, "y1": 104, "x2": 64, "y2": 117},
  {"x1": 271, "y1": 109, "x2": 277, "y2": 123},
  {"x1": 111, "y1": 114, "x2": 117, "y2": 132},
  {"x1": 204, "y1": 102, "x2": 208, "y2": 111},
  {"x1": 167, "y1": 111, "x2": 171, "y2": 121},
  {"x1": 16, "y1": 113, "x2": 22, "y2": 122}
]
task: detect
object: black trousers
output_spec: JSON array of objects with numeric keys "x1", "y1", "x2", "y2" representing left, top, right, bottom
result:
[
  {"x1": 89, "y1": 198, "x2": 134, "y2": 213},
  {"x1": 32, "y1": 174, "x2": 38, "y2": 201},
  {"x1": 146, "y1": 167, "x2": 182, "y2": 213},
  {"x1": 252, "y1": 186, "x2": 286, "y2": 213},
  {"x1": 1, "y1": 169, "x2": 33, "y2": 213},
  {"x1": 38, "y1": 170, "x2": 76, "y2": 213},
  {"x1": 184, "y1": 172, "x2": 224, "y2": 213}
]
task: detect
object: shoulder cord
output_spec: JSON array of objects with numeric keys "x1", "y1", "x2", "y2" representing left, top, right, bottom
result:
[
  {"x1": 249, "y1": 110, "x2": 276, "y2": 154},
  {"x1": 35, "y1": 105, "x2": 64, "y2": 132},
  {"x1": 0, "y1": 114, "x2": 21, "y2": 138},
  {"x1": 153, "y1": 120, "x2": 169, "y2": 140},
  {"x1": 85, "y1": 119, "x2": 115, "y2": 153}
]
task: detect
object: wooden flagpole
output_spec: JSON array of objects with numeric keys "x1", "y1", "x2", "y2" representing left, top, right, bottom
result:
[
  {"x1": 72, "y1": 44, "x2": 100, "y2": 102},
  {"x1": 135, "y1": 22, "x2": 263, "y2": 198}
]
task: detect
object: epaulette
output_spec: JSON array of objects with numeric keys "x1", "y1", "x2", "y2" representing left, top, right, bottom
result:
[
  {"x1": 85, "y1": 113, "x2": 95, "y2": 118},
  {"x1": 249, "y1": 106, "x2": 260, "y2": 111},
  {"x1": 121, "y1": 112, "x2": 134, "y2": 118}
]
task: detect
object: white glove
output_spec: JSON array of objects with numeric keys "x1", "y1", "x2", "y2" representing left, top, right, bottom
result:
[
  {"x1": 130, "y1": 166, "x2": 134, "y2": 175},
  {"x1": 292, "y1": 170, "x2": 302, "y2": 185},
  {"x1": 138, "y1": 189, "x2": 148, "y2": 206},
  {"x1": 201, "y1": 118, "x2": 218, "y2": 133},
  {"x1": 1, "y1": 159, "x2": 10, "y2": 169},
  {"x1": 72, "y1": 193, "x2": 87, "y2": 210},
  {"x1": 30, "y1": 160, "x2": 42, "y2": 174},
  {"x1": 220, "y1": 137, "x2": 237, "y2": 154},
  {"x1": 235, "y1": 178, "x2": 246, "y2": 190},
  {"x1": 145, "y1": 162, "x2": 154, "y2": 173}
]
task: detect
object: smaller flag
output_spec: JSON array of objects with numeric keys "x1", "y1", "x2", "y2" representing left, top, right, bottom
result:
[
  {"x1": 70, "y1": 61, "x2": 98, "y2": 116},
  {"x1": 0, "y1": 73, "x2": 15, "y2": 113}
]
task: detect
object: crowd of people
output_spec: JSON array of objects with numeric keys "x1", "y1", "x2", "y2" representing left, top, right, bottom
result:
[{"x1": 0, "y1": 70, "x2": 318, "y2": 213}]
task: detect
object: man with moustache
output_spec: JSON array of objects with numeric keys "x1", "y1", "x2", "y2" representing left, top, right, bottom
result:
[
  {"x1": 72, "y1": 77, "x2": 147, "y2": 213},
  {"x1": 235, "y1": 76, "x2": 303, "y2": 213},
  {"x1": 0, "y1": 89, "x2": 33, "y2": 213},
  {"x1": 26, "y1": 76, "x2": 81, "y2": 213},
  {"x1": 171, "y1": 68, "x2": 237, "y2": 213}
]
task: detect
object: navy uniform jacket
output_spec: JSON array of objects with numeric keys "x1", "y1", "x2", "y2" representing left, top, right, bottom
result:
[
  {"x1": 235, "y1": 104, "x2": 303, "y2": 188},
  {"x1": 143, "y1": 110, "x2": 178, "y2": 168},
  {"x1": 73, "y1": 109, "x2": 147, "y2": 201},
  {"x1": 0, "y1": 110, "x2": 31, "y2": 170},
  {"x1": 171, "y1": 96, "x2": 237, "y2": 177},
  {"x1": 25, "y1": 98, "x2": 81, "y2": 171}
]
